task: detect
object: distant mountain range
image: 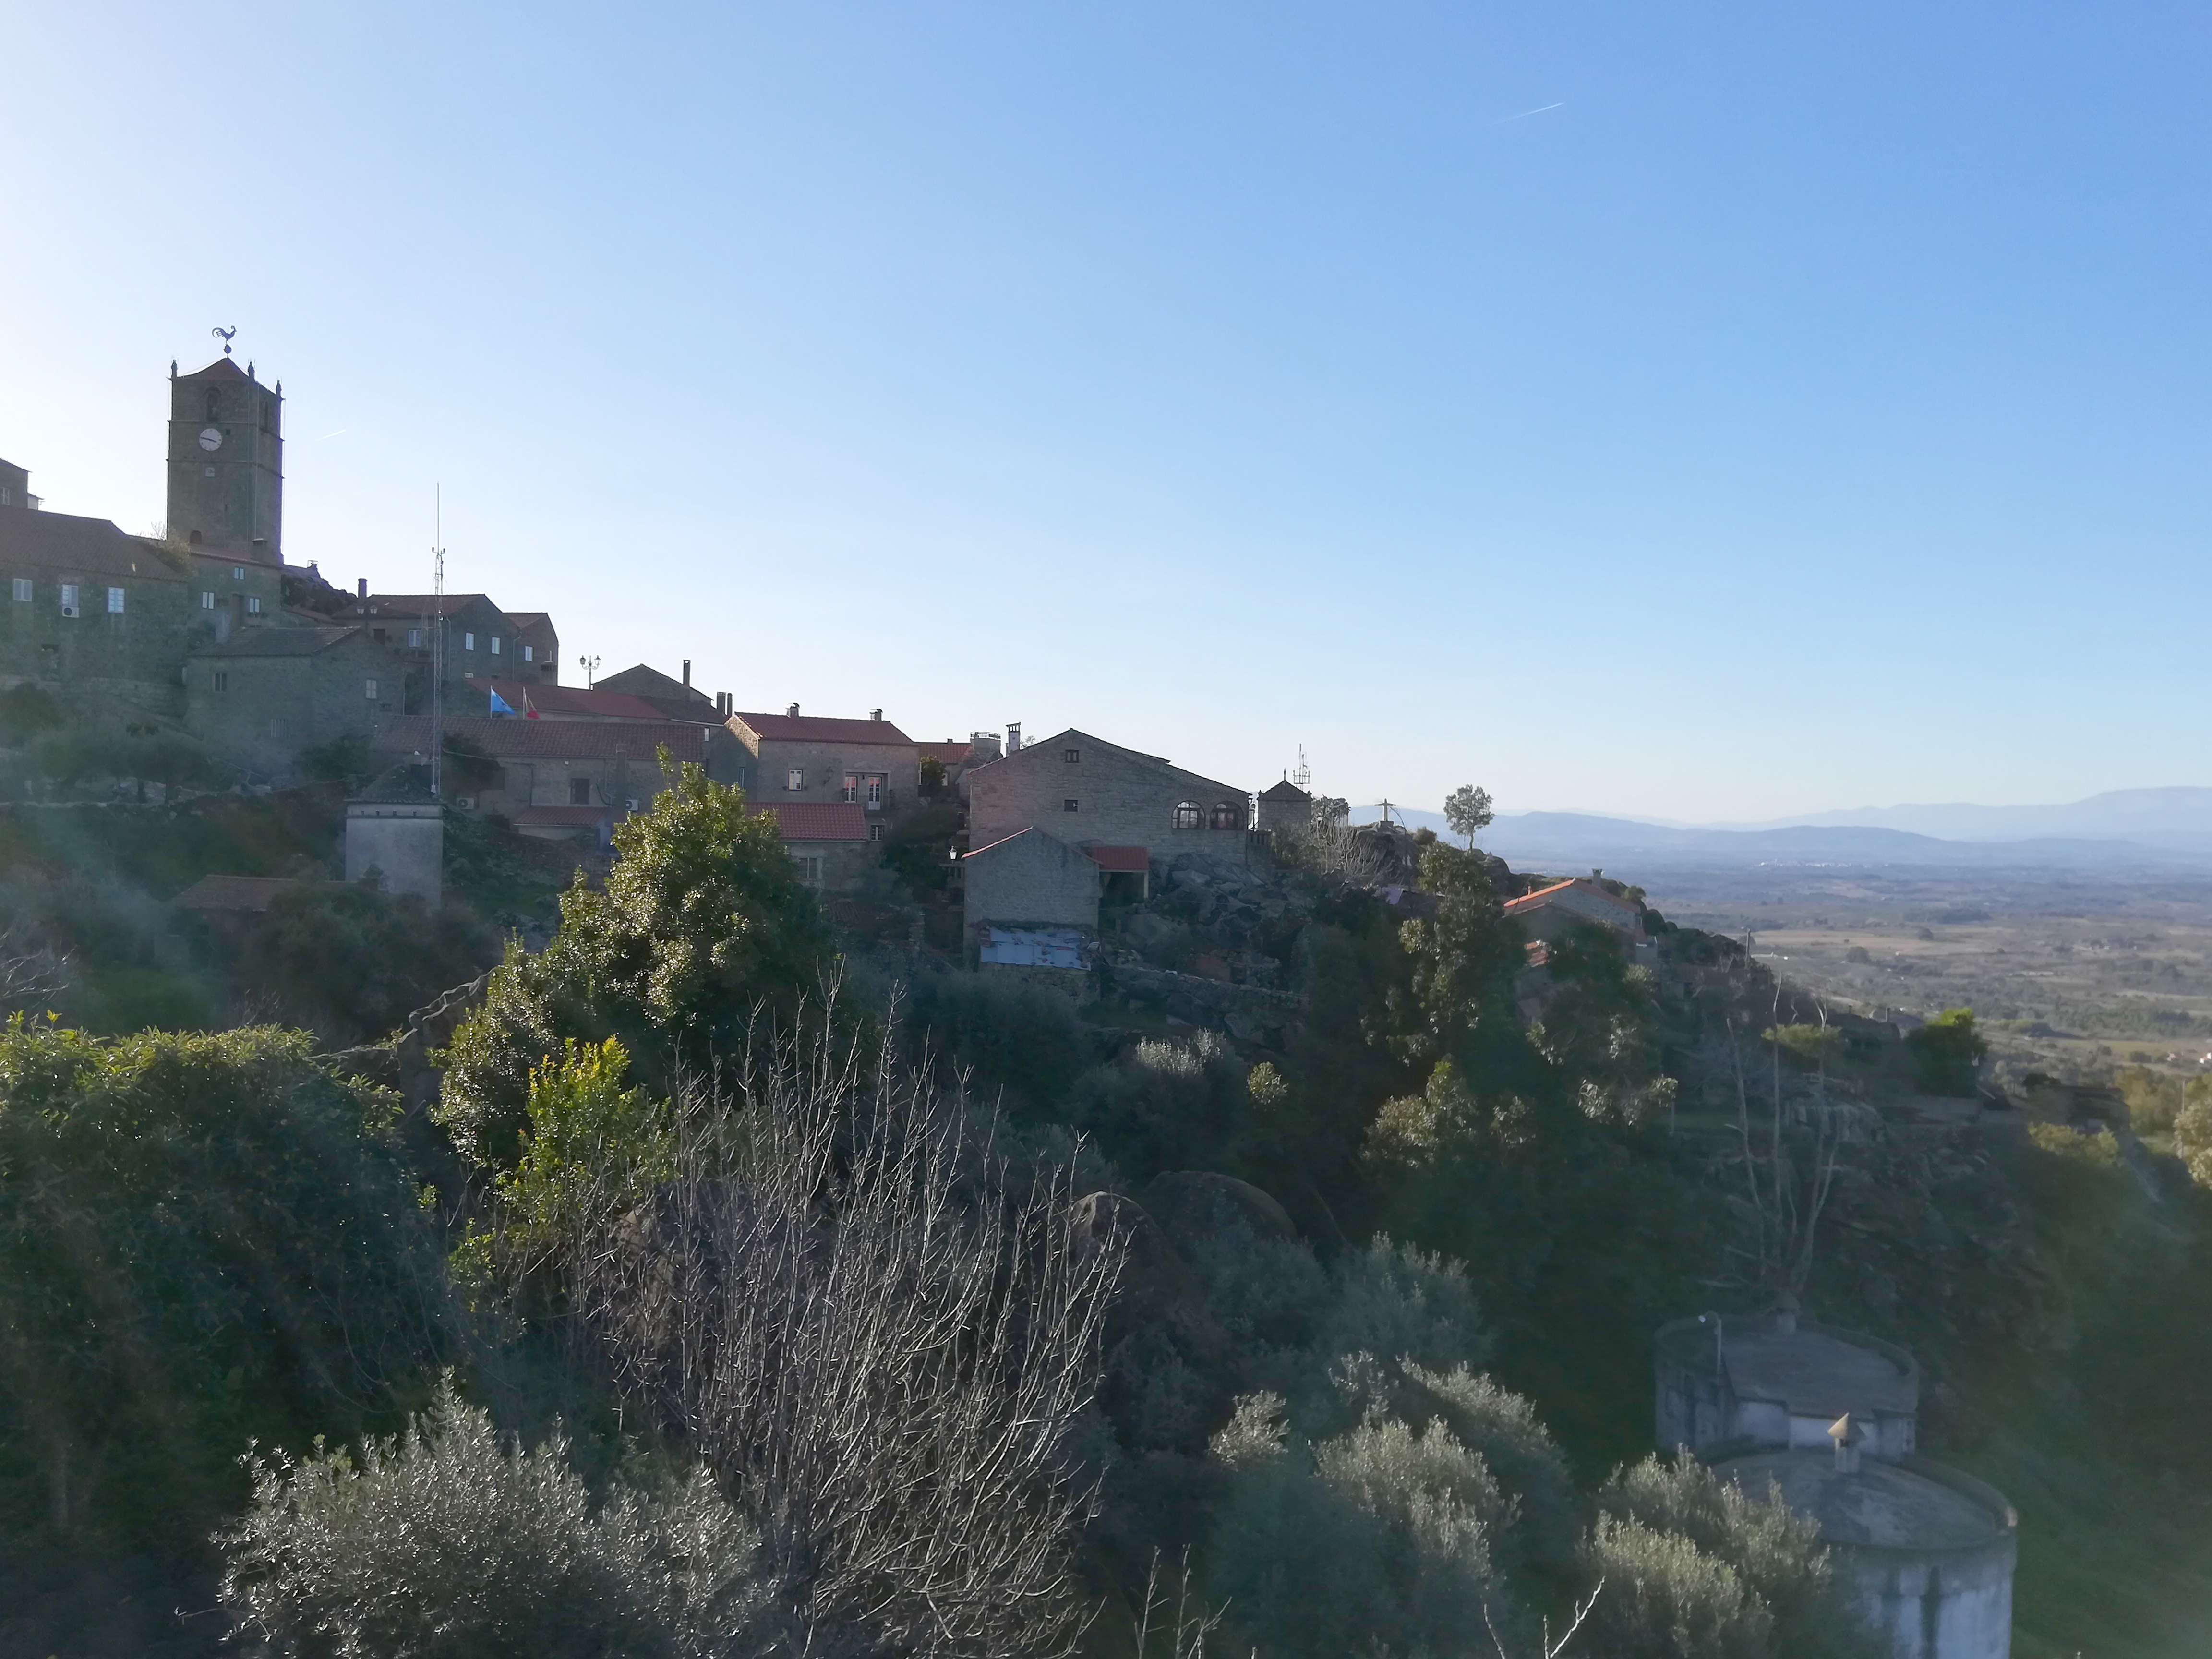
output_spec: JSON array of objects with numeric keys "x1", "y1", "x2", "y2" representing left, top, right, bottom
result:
[{"x1": 1348, "y1": 788, "x2": 2212, "y2": 872}]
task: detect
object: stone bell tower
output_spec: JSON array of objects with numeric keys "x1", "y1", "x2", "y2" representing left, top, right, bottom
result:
[{"x1": 167, "y1": 349, "x2": 283, "y2": 562}]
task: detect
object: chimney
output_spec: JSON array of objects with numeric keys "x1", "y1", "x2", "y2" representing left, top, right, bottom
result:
[
  {"x1": 1007, "y1": 722, "x2": 1022, "y2": 753},
  {"x1": 870, "y1": 707, "x2": 883, "y2": 722},
  {"x1": 681, "y1": 659, "x2": 692, "y2": 688},
  {"x1": 787, "y1": 703, "x2": 800, "y2": 718},
  {"x1": 716, "y1": 691, "x2": 731, "y2": 718},
  {"x1": 358, "y1": 578, "x2": 368, "y2": 598}
]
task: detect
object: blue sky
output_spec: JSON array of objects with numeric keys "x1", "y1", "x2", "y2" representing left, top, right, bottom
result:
[{"x1": 2, "y1": 1, "x2": 2205, "y2": 820}]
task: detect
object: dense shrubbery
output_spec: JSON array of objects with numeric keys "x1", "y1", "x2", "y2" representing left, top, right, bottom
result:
[{"x1": 0, "y1": 1022, "x2": 450, "y2": 1547}]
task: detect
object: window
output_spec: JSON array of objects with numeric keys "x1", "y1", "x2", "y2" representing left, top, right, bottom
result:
[
  {"x1": 11, "y1": 579, "x2": 28, "y2": 602},
  {"x1": 106, "y1": 587, "x2": 124, "y2": 614},
  {"x1": 1174, "y1": 801, "x2": 1202, "y2": 830},
  {"x1": 787, "y1": 768, "x2": 804, "y2": 792},
  {"x1": 246, "y1": 595, "x2": 261, "y2": 614},
  {"x1": 200, "y1": 591, "x2": 216, "y2": 610},
  {"x1": 1210, "y1": 803, "x2": 1241, "y2": 830},
  {"x1": 463, "y1": 632, "x2": 476, "y2": 650},
  {"x1": 231, "y1": 566, "x2": 245, "y2": 580},
  {"x1": 491, "y1": 636, "x2": 502, "y2": 655},
  {"x1": 1063, "y1": 798, "x2": 1079, "y2": 813},
  {"x1": 364, "y1": 678, "x2": 379, "y2": 700},
  {"x1": 868, "y1": 823, "x2": 883, "y2": 843},
  {"x1": 406, "y1": 628, "x2": 422, "y2": 648},
  {"x1": 571, "y1": 779, "x2": 593, "y2": 805},
  {"x1": 212, "y1": 671, "x2": 228, "y2": 692},
  {"x1": 842, "y1": 774, "x2": 858, "y2": 803},
  {"x1": 865, "y1": 775, "x2": 884, "y2": 807},
  {"x1": 793, "y1": 853, "x2": 824, "y2": 887},
  {"x1": 59, "y1": 584, "x2": 79, "y2": 618},
  {"x1": 522, "y1": 644, "x2": 534, "y2": 662},
  {"x1": 1063, "y1": 748, "x2": 1080, "y2": 764}
]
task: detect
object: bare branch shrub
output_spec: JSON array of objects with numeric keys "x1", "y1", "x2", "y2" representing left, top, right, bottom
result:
[{"x1": 535, "y1": 1029, "x2": 1127, "y2": 1659}]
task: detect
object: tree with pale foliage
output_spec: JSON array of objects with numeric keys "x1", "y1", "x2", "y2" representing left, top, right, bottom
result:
[{"x1": 1444, "y1": 784, "x2": 1495, "y2": 848}]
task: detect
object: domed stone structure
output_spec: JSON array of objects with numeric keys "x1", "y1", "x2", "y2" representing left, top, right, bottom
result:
[{"x1": 1654, "y1": 1300, "x2": 2017, "y2": 1659}]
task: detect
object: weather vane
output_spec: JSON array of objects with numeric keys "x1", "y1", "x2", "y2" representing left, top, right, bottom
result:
[{"x1": 211, "y1": 326, "x2": 237, "y2": 356}]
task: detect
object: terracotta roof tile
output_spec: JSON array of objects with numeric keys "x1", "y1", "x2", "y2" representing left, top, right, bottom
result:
[
  {"x1": 1503, "y1": 878, "x2": 1640, "y2": 917},
  {"x1": 753, "y1": 801, "x2": 869, "y2": 842},
  {"x1": 916, "y1": 741, "x2": 974, "y2": 767},
  {"x1": 1083, "y1": 844, "x2": 1151, "y2": 872},
  {"x1": 468, "y1": 678, "x2": 664, "y2": 720}
]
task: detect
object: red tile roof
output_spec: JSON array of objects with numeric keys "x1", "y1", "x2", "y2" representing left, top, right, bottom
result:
[
  {"x1": 731, "y1": 710, "x2": 914, "y2": 746},
  {"x1": 468, "y1": 678, "x2": 664, "y2": 720},
  {"x1": 0, "y1": 509, "x2": 182, "y2": 582},
  {"x1": 916, "y1": 741, "x2": 974, "y2": 768},
  {"x1": 373, "y1": 715, "x2": 706, "y2": 763},
  {"x1": 1083, "y1": 844, "x2": 1151, "y2": 872},
  {"x1": 1503, "y1": 878, "x2": 1640, "y2": 917},
  {"x1": 752, "y1": 801, "x2": 869, "y2": 842}
]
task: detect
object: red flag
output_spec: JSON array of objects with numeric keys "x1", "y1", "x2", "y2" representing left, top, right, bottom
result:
[{"x1": 525, "y1": 689, "x2": 540, "y2": 719}]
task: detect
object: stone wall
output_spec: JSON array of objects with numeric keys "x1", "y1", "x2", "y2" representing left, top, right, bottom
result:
[
  {"x1": 963, "y1": 827, "x2": 1102, "y2": 943},
  {"x1": 732, "y1": 734, "x2": 921, "y2": 817},
  {"x1": 345, "y1": 803, "x2": 443, "y2": 905},
  {"x1": 186, "y1": 631, "x2": 401, "y2": 778}
]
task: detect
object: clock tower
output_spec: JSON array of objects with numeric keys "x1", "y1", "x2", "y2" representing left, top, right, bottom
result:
[{"x1": 167, "y1": 353, "x2": 283, "y2": 562}]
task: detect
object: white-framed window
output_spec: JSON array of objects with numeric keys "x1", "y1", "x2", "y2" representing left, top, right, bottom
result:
[
  {"x1": 200, "y1": 591, "x2": 216, "y2": 610},
  {"x1": 246, "y1": 595, "x2": 261, "y2": 614},
  {"x1": 406, "y1": 628, "x2": 422, "y2": 648},
  {"x1": 1063, "y1": 797, "x2": 1079, "y2": 812},
  {"x1": 793, "y1": 853, "x2": 824, "y2": 887},
  {"x1": 463, "y1": 631, "x2": 476, "y2": 650},
  {"x1": 212, "y1": 670, "x2": 228, "y2": 692},
  {"x1": 60, "y1": 584, "x2": 80, "y2": 617},
  {"x1": 231, "y1": 566, "x2": 245, "y2": 580},
  {"x1": 365, "y1": 678, "x2": 379, "y2": 700},
  {"x1": 865, "y1": 775, "x2": 884, "y2": 807},
  {"x1": 522, "y1": 644, "x2": 534, "y2": 662},
  {"x1": 11, "y1": 579, "x2": 29, "y2": 602},
  {"x1": 787, "y1": 768, "x2": 805, "y2": 792},
  {"x1": 868, "y1": 823, "x2": 883, "y2": 843},
  {"x1": 490, "y1": 636, "x2": 501, "y2": 654},
  {"x1": 842, "y1": 774, "x2": 858, "y2": 803},
  {"x1": 106, "y1": 586, "x2": 124, "y2": 614}
]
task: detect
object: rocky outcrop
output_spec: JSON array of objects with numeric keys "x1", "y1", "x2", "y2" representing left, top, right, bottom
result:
[{"x1": 320, "y1": 968, "x2": 491, "y2": 1114}]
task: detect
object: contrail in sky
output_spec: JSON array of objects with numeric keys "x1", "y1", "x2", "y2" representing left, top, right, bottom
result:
[
  {"x1": 317, "y1": 429, "x2": 347, "y2": 441},
  {"x1": 1491, "y1": 101, "x2": 1564, "y2": 126}
]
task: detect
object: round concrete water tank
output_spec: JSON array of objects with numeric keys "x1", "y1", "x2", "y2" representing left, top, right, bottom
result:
[{"x1": 1714, "y1": 1450, "x2": 2015, "y2": 1659}]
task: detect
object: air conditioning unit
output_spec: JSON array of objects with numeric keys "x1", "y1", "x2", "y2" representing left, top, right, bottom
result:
[
  {"x1": 456, "y1": 796, "x2": 477, "y2": 811},
  {"x1": 58, "y1": 603, "x2": 77, "y2": 618}
]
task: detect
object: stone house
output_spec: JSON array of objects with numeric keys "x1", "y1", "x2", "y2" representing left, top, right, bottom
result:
[
  {"x1": 371, "y1": 713, "x2": 706, "y2": 836},
  {"x1": 961, "y1": 827, "x2": 1115, "y2": 948},
  {"x1": 505, "y1": 612, "x2": 560, "y2": 683},
  {"x1": 596, "y1": 662, "x2": 724, "y2": 723},
  {"x1": 1504, "y1": 875, "x2": 1657, "y2": 968},
  {"x1": 1254, "y1": 779, "x2": 1313, "y2": 836},
  {"x1": 0, "y1": 504, "x2": 204, "y2": 706},
  {"x1": 966, "y1": 728, "x2": 1250, "y2": 858},
  {"x1": 725, "y1": 707, "x2": 920, "y2": 826},
  {"x1": 0, "y1": 457, "x2": 32, "y2": 510},
  {"x1": 751, "y1": 801, "x2": 875, "y2": 892},
  {"x1": 184, "y1": 625, "x2": 403, "y2": 778},
  {"x1": 342, "y1": 591, "x2": 520, "y2": 709},
  {"x1": 916, "y1": 732, "x2": 1002, "y2": 804}
]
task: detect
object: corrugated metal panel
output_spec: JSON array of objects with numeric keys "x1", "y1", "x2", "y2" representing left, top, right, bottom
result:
[{"x1": 978, "y1": 926, "x2": 1087, "y2": 969}]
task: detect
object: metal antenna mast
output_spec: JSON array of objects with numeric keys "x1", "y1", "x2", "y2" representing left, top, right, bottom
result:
[{"x1": 429, "y1": 488, "x2": 445, "y2": 799}]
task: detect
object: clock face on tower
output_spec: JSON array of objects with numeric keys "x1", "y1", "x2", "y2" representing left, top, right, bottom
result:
[{"x1": 198, "y1": 427, "x2": 223, "y2": 452}]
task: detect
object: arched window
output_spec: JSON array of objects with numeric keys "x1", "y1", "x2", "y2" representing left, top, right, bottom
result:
[
  {"x1": 1210, "y1": 803, "x2": 1241, "y2": 830},
  {"x1": 1173, "y1": 801, "x2": 1202, "y2": 830}
]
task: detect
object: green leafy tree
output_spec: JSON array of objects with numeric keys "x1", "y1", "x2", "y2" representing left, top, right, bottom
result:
[
  {"x1": 1903, "y1": 1008, "x2": 1987, "y2": 1097},
  {"x1": 234, "y1": 882, "x2": 500, "y2": 1047},
  {"x1": 1443, "y1": 784, "x2": 1495, "y2": 848},
  {"x1": 0, "y1": 1021, "x2": 448, "y2": 1544},
  {"x1": 437, "y1": 759, "x2": 835, "y2": 1168}
]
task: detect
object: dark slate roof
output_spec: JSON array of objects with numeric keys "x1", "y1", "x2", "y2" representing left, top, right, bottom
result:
[
  {"x1": 350, "y1": 593, "x2": 501, "y2": 619},
  {"x1": 374, "y1": 714, "x2": 707, "y2": 763},
  {"x1": 191, "y1": 625, "x2": 366, "y2": 658},
  {"x1": 597, "y1": 663, "x2": 712, "y2": 705},
  {"x1": 731, "y1": 710, "x2": 914, "y2": 746},
  {"x1": 1711, "y1": 1451, "x2": 2009, "y2": 1550},
  {"x1": 1259, "y1": 780, "x2": 1312, "y2": 802},
  {"x1": 0, "y1": 509, "x2": 183, "y2": 582}
]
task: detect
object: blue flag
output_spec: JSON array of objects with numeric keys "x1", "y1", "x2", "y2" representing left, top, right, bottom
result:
[{"x1": 489, "y1": 687, "x2": 517, "y2": 716}]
